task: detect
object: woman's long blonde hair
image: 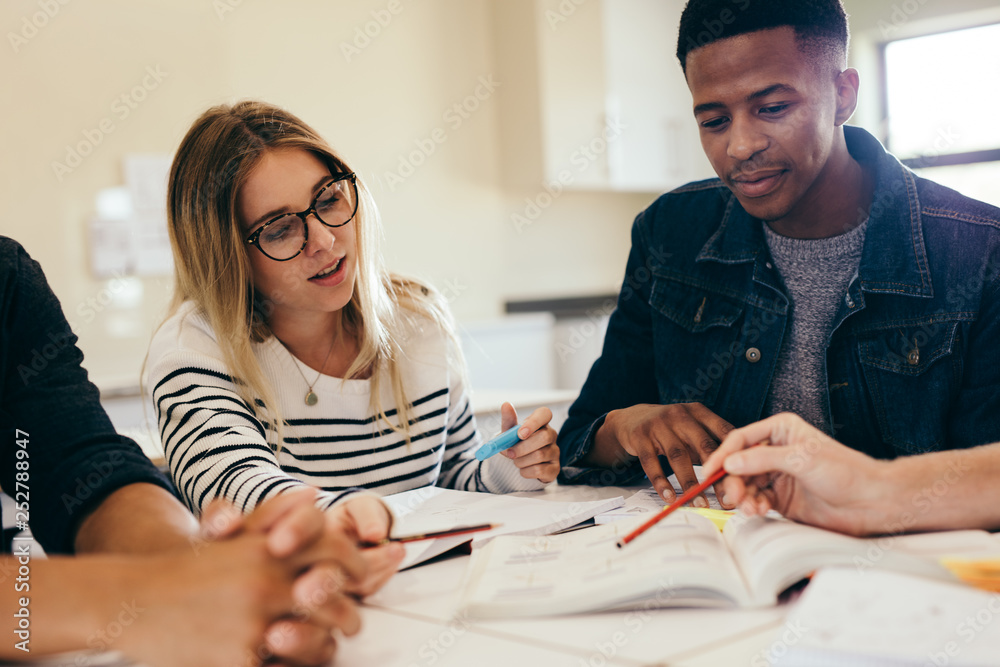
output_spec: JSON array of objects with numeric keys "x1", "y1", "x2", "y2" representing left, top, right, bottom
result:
[{"x1": 164, "y1": 100, "x2": 456, "y2": 442}]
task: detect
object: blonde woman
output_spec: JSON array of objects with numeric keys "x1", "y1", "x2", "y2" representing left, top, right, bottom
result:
[{"x1": 146, "y1": 101, "x2": 560, "y2": 570}]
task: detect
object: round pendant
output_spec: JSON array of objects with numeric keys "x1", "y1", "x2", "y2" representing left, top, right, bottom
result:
[{"x1": 305, "y1": 390, "x2": 318, "y2": 406}]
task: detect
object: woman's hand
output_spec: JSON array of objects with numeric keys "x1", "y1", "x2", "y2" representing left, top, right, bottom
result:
[
  {"x1": 499, "y1": 402, "x2": 560, "y2": 484},
  {"x1": 702, "y1": 413, "x2": 892, "y2": 536},
  {"x1": 325, "y1": 494, "x2": 405, "y2": 597}
]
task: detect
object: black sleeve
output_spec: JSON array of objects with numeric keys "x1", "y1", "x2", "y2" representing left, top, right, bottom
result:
[{"x1": 0, "y1": 237, "x2": 174, "y2": 554}]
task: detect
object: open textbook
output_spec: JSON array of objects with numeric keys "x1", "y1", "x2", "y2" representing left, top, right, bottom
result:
[
  {"x1": 382, "y1": 487, "x2": 625, "y2": 569},
  {"x1": 459, "y1": 510, "x2": 1000, "y2": 618}
]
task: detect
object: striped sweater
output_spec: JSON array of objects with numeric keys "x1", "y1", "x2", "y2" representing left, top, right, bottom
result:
[{"x1": 147, "y1": 302, "x2": 542, "y2": 515}]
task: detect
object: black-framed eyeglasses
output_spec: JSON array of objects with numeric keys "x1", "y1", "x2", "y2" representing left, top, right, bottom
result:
[{"x1": 245, "y1": 172, "x2": 359, "y2": 261}]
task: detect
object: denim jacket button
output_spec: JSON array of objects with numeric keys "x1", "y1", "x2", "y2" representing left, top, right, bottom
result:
[
  {"x1": 745, "y1": 347, "x2": 762, "y2": 363},
  {"x1": 908, "y1": 348, "x2": 920, "y2": 365}
]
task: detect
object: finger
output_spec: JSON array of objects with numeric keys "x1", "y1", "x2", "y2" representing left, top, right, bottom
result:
[
  {"x1": 292, "y1": 566, "x2": 364, "y2": 634},
  {"x1": 350, "y1": 543, "x2": 404, "y2": 596},
  {"x1": 669, "y1": 419, "x2": 723, "y2": 507},
  {"x1": 508, "y1": 442, "x2": 558, "y2": 469},
  {"x1": 244, "y1": 486, "x2": 320, "y2": 535},
  {"x1": 504, "y1": 426, "x2": 556, "y2": 459},
  {"x1": 268, "y1": 500, "x2": 326, "y2": 559},
  {"x1": 516, "y1": 461, "x2": 560, "y2": 484},
  {"x1": 663, "y1": 443, "x2": 709, "y2": 508},
  {"x1": 634, "y1": 438, "x2": 675, "y2": 503},
  {"x1": 724, "y1": 444, "x2": 801, "y2": 478},
  {"x1": 500, "y1": 401, "x2": 518, "y2": 432},
  {"x1": 290, "y1": 528, "x2": 368, "y2": 583},
  {"x1": 515, "y1": 407, "x2": 553, "y2": 441},
  {"x1": 343, "y1": 497, "x2": 394, "y2": 544},
  {"x1": 719, "y1": 475, "x2": 748, "y2": 508},
  {"x1": 688, "y1": 403, "x2": 736, "y2": 443},
  {"x1": 703, "y1": 426, "x2": 756, "y2": 477},
  {"x1": 199, "y1": 498, "x2": 244, "y2": 540},
  {"x1": 265, "y1": 619, "x2": 338, "y2": 667}
]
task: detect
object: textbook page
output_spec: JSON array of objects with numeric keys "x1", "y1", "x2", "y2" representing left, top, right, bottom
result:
[
  {"x1": 459, "y1": 511, "x2": 753, "y2": 618},
  {"x1": 383, "y1": 487, "x2": 625, "y2": 569},
  {"x1": 772, "y1": 567, "x2": 1000, "y2": 667},
  {"x1": 723, "y1": 516, "x2": 999, "y2": 605}
]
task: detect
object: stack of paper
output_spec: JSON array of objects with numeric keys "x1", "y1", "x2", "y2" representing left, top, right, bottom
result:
[{"x1": 382, "y1": 487, "x2": 624, "y2": 569}]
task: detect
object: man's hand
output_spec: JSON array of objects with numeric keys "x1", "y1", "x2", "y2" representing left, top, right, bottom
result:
[
  {"x1": 498, "y1": 402, "x2": 560, "y2": 484},
  {"x1": 703, "y1": 413, "x2": 890, "y2": 535},
  {"x1": 198, "y1": 488, "x2": 370, "y2": 665},
  {"x1": 592, "y1": 402, "x2": 734, "y2": 507},
  {"x1": 111, "y1": 532, "x2": 351, "y2": 667}
]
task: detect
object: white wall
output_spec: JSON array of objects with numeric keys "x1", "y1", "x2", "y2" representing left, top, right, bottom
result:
[
  {"x1": 0, "y1": 0, "x2": 653, "y2": 388},
  {"x1": 3, "y1": 0, "x2": 996, "y2": 390}
]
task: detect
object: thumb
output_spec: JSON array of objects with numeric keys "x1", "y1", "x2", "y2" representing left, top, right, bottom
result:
[
  {"x1": 500, "y1": 401, "x2": 518, "y2": 432},
  {"x1": 345, "y1": 497, "x2": 393, "y2": 543},
  {"x1": 200, "y1": 498, "x2": 243, "y2": 540}
]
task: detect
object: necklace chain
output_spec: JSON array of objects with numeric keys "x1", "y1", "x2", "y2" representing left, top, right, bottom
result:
[{"x1": 289, "y1": 338, "x2": 336, "y2": 406}]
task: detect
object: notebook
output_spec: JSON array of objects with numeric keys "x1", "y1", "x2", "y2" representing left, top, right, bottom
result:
[
  {"x1": 458, "y1": 511, "x2": 1000, "y2": 618},
  {"x1": 382, "y1": 487, "x2": 625, "y2": 569}
]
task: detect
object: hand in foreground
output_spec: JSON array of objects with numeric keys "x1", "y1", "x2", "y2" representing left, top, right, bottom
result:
[
  {"x1": 114, "y1": 521, "x2": 365, "y2": 667},
  {"x1": 597, "y1": 402, "x2": 735, "y2": 508},
  {"x1": 498, "y1": 402, "x2": 560, "y2": 483},
  {"x1": 324, "y1": 494, "x2": 405, "y2": 596},
  {"x1": 197, "y1": 487, "x2": 369, "y2": 665},
  {"x1": 702, "y1": 412, "x2": 889, "y2": 536}
]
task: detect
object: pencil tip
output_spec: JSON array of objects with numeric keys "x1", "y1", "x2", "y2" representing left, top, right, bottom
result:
[{"x1": 616, "y1": 541, "x2": 624, "y2": 549}]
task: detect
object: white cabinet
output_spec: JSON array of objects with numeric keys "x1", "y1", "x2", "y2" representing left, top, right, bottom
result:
[{"x1": 497, "y1": 0, "x2": 715, "y2": 193}]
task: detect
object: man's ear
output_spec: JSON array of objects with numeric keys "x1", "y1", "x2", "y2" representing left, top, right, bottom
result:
[{"x1": 834, "y1": 68, "x2": 860, "y2": 126}]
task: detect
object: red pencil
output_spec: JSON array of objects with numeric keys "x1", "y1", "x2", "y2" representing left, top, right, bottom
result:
[
  {"x1": 616, "y1": 467, "x2": 727, "y2": 548},
  {"x1": 366, "y1": 522, "x2": 500, "y2": 546}
]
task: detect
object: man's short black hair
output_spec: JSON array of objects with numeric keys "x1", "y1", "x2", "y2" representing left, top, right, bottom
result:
[{"x1": 676, "y1": 0, "x2": 849, "y2": 75}]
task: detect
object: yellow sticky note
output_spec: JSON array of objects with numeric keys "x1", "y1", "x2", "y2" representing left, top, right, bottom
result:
[
  {"x1": 680, "y1": 507, "x2": 736, "y2": 531},
  {"x1": 941, "y1": 557, "x2": 1000, "y2": 593}
]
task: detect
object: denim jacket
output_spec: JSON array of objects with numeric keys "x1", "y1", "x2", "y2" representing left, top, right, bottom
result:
[{"x1": 560, "y1": 126, "x2": 1000, "y2": 484}]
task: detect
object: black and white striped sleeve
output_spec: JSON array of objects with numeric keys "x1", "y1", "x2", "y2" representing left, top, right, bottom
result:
[
  {"x1": 437, "y1": 378, "x2": 545, "y2": 493},
  {"x1": 148, "y1": 342, "x2": 356, "y2": 516}
]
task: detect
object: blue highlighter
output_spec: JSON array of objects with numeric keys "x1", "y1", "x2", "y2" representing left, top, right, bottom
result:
[{"x1": 474, "y1": 424, "x2": 522, "y2": 461}]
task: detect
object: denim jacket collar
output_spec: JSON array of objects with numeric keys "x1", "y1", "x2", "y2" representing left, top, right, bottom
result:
[{"x1": 695, "y1": 126, "x2": 933, "y2": 298}]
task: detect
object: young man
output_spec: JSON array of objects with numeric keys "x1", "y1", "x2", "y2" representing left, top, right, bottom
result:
[
  {"x1": 0, "y1": 236, "x2": 402, "y2": 665},
  {"x1": 559, "y1": 0, "x2": 1000, "y2": 506}
]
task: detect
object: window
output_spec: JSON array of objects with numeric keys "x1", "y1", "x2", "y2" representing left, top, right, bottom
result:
[{"x1": 881, "y1": 22, "x2": 1000, "y2": 207}]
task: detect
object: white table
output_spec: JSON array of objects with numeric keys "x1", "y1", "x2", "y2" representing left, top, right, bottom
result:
[{"x1": 337, "y1": 484, "x2": 790, "y2": 667}]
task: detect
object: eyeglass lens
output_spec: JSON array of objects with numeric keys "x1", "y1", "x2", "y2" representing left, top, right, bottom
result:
[{"x1": 258, "y1": 177, "x2": 357, "y2": 260}]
